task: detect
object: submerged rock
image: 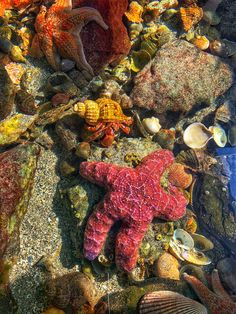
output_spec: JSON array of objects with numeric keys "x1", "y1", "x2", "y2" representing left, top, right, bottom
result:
[
  {"x1": 219, "y1": 0, "x2": 236, "y2": 41},
  {"x1": 0, "y1": 143, "x2": 40, "y2": 259},
  {"x1": 131, "y1": 40, "x2": 233, "y2": 114},
  {"x1": 73, "y1": 0, "x2": 131, "y2": 72}
]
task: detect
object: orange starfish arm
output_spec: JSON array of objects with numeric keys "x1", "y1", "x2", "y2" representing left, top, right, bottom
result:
[
  {"x1": 30, "y1": 34, "x2": 44, "y2": 58},
  {"x1": 211, "y1": 269, "x2": 232, "y2": 301}
]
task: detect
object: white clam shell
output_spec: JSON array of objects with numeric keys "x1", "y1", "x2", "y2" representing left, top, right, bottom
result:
[
  {"x1": 183, "y1": 122, "x2": 213, "y2": 149},
  {"x1": 173, "y1": 228, "x2": 194, "y2": 249},
  {"x1": 139, "y1": 290, "x2": 207, "y2": 314},
  {"x1": 182, "y1": 249, "x2": 212, "y2": 266},
  {"x1": 142, "y1": 117, "x2": 161, "y2": 135}
]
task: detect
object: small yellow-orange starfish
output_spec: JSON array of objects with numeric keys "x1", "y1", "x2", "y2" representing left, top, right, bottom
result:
[{"x1": 31, "y1": 0, "x2": 108, "y2": 74}]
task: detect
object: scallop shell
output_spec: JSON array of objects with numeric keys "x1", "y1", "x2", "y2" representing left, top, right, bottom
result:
[
  {"x1": 191, "y1": 233, "x2": 214, "y2": 252},
  {"x1": 209, "y1": 124, "x2": 227, "y2": 147},
  {"x1": 183, "y1": 122, "x2": 213, "y2": 149},
  {"x1": 179, "y1": 6, "x2": 203, "y2": 32},
  {"x1": 139, "y1": 290, "x2": 207, "y2": 314},
  {"x1": 168, "y1": 163, "x2": 193, "y2": 189},
  {"x1": 173, "y1": 228, "x2": 194, "y2": 250},
  {"x1": 181, "y1": 249, "x2": 211, "y2": 265}
]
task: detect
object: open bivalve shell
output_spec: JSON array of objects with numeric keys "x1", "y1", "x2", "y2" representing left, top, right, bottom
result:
[
  {"x1": 191, "y1": 233, "x2": 214, "y2": 252},
  {"x1": 182, "y1": 249, "x2": 212, "y2": 266},
  {"x1": 139, "y1": 290, "x2": 207, "y2": 314},
  {"x1": 183, "y1": 122, "x2": 213, "y2": 149}
]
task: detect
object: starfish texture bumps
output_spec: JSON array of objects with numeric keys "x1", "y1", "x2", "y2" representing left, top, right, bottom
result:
[
  {"x1": 80, "y1": 149, "x2": 187, "y2": 272},
  {"x1": 184, "y1": 269, "x2": 236, "y2": 314},
  {"x1": 32, "y1": 0, "x2": 108, "y2": 74}
]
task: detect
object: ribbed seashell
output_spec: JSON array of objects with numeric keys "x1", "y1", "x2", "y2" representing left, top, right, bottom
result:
[
  {"x1": 179, "y1": 6, "x2": 203, "y2": 32},
  {"x1": 125, "y1": 1, "x2": 143, "y2": 23},
  {"x1": 182, "y1": 249, "x2": 211, "y2": 265},
  {"x1": 140, "y1": 39, "x2": 157, "y2": 57},
  {"x1": 168, "y1": 162, "x2": 193, "y2": 189},
  {"x1": 209, "y1": 124, "x2": 227, "y2": 147},
  {"x1": 74, "y1": 100, "x2": 99, "y2": 125},
  {"x1": 191, "y1": 35, "x2": 210, "y2": 50},
  {"x1": 130, "y1": 50, "x2": 151, "y2": 72},
  {"x1": 129, "y1": 22, "x2": 143, "y2": 41},
  {"x1": 209, "y1": 39, "x2": 236, "y2": 58},
  {"x1": 139, "y1": 290, "x2": 207, "y2": 314},
  {"x1": 191, "y1": 233, "x2": 214, "y2": 252},
  {"x1": 142, "y1": 117, "x2": 161, "y2": 134},
  {"x1": 173, "y1": 228, "x2": 194, "y2": 250},
  {"x1": 183, "y1": 122, "x2": 213, "y2": 149}
]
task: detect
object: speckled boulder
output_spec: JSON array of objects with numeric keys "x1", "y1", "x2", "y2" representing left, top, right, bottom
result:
[
  {"x1": 73, "y1": 0, "x2": 131, "y2": 72},
  {"x1": 131, "y1": 40, "x2": 233, "y2": 114},
  {"x1": 0, "y1": 143, "x2": 40, "y2": 259}
]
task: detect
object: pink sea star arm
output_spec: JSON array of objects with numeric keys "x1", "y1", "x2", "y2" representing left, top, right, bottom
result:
[
  {"x1": 137, "y1": 149, "x2": 174, "y2": 179},
  {"x1": 80, "y1": 161, "x2": 126, "y2": 189},
  {"x1": 154, "y1": 185, "x2": 187, "y2": 221},
  {"x1": 211, "y1": 269, "x2": 232, "y2": 300},
  {"x1": 183, "y1": 273, "x2": 235, "y2": 314},
  {"x1": 84, "y1": 192, "x2": 126, "y2": 260},
  {"x1": 116, "y1": 219, "x2": 152, "y2": 272}
]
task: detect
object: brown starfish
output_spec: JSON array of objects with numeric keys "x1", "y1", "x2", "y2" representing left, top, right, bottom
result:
[
  {"x1": 31, "y1": 0, "x2": 108, "y2": 74},
  {"x1": 183, "y1": 269, "x2": 236, "y2": 314}
]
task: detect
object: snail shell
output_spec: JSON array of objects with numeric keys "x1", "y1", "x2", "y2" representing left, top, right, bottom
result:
[
  {"x1": 74, "y1": 100, "x2": 100, "y2": 125},
  {"x1": 183, "y1": 122, "x2": 213, "y2": 149}
]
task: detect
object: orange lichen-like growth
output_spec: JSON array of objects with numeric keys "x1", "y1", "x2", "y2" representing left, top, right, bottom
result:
[
  {"x1": 125, "y1": 1, "x2": 143, "y2": 23},
  {"x1": 179, "y1": 6, "x2": 203, "y2": 31},
  {"x1": 168, "y1": 162, "x2": 193, "y2": 189}
]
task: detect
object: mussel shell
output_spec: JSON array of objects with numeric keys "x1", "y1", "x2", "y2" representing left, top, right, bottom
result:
[
  {"x1": 130, "y1": 50, "x2": 151, "y2": 72},
  {"x1": 181, "y1": 249, "x2": 211, "y2": 265},
  {"x1": 173, "y1": 228, "x2": 194, "y2": 249},
  {"x1": 139, "y1": 290, "x2": 207, "y2": 313},
  {"x1": 169, "y1": 239, "x2": 185, "y2": 261},
  {"x1": 191, "y1": 233, "x2": 214, "y2": 252}
]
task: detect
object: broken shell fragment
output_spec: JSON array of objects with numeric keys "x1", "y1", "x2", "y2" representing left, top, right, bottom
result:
[
  {"x1": 191, "y1": 233, "x2": 214, "y2": 252},
  {"x1": 142, "y1": 117, "x2": 161, "y2": 134},
  {"x1": 181, "y1": 249, "x2": 211, "y2": 265},
  {"x1": 183, "y1": 122, "x2": 213, "y2": 149}
]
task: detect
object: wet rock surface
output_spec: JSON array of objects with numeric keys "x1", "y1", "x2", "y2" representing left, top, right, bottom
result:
[
  {"x1": 219, "y1": 0, "x2": 236, "y2": 41},
  {"x1": 0, "y1": 143, "x2": 40, "y2": 259},
  {"x1": 131, "y1": 39, "x2": 233, "y2": 114}
]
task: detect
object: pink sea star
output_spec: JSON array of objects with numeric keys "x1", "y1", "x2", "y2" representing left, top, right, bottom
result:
[
  {"x1": 183, "y1": 269, "x2": 236, "y2": 314},
  {"x1": 79, "y1": 149, "x2": 187, "y2": 272}
]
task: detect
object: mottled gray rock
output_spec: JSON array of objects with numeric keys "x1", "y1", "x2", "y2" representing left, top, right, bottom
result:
[
  {"x1": 131, "y1": 40, "x2": 233, "y2": 114},
  {"x1": 219, "y1": 0, "x2": 236, "y2": 41}
]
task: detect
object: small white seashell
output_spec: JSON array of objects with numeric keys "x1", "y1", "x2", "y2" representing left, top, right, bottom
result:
[
  {"x1": 142, "y1": 117, "x2": 161, "y2": 134},
  {"x1": 139, "y1": 290, "x2": 208, "y2": 314},
  {"x1": 169, "y1": 238, "x2": 185, "y2": 261},
  {"x1": 183, "y1": 122, "x2": 213, "y2": 149},
  {"x1": 209, "y1": 124, "x2": 227, "y2": 147}
]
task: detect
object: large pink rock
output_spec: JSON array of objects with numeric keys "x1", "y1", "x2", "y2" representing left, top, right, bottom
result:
[{"x1": 73, "y1": 0, "x2": 131, "y2": 71}]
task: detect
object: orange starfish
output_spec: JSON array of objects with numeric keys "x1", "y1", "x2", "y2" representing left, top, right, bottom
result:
[{"x1": 31, "y1": 0, "x2": 108, "y2": 74}]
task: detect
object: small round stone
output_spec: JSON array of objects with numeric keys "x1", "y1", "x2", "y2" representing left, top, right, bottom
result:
[{"x1": 154, "y1": 252, "x2": 180, "y2": 280}]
